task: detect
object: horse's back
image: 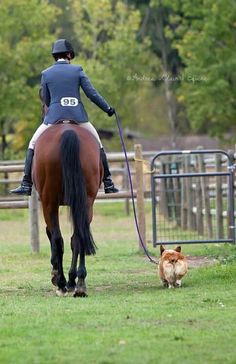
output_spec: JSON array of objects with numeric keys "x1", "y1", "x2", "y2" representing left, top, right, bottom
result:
[{"x1": 33, "y1": 124, "x2": 102, "y2": 203}]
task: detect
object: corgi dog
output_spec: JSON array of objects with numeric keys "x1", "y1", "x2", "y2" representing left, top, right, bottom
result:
[{"x1": 158, "y1": 245, "x2": 188, "y2": 288}]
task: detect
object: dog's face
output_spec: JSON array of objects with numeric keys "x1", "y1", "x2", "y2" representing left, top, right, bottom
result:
[{"x1": 158, "y1": 245, "x2": 188, "y2": 288}]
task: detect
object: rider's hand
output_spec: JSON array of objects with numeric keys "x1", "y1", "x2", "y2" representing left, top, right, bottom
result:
[{"x1": 107, "y1": 107, "x2": 115, "y2": 117}]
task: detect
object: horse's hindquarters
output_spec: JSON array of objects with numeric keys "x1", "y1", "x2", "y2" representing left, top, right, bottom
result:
[{"x1": 33, "y1": 124, "x2": 102, "y2": 296}]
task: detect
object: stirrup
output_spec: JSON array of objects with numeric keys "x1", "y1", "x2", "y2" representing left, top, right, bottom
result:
[
  {"x1": 104, "y1": 180, "x2": 119, "y2": 194},
  {"x1": 10, "y1": 182, "x2": 32, "y2": 196}
]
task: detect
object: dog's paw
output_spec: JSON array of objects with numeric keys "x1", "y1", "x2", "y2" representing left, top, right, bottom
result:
[
  {"x1": 174, "y1": 280, "x2": 182, "y2": 288},
  {"x1": 162, "y1": 280, "x2": 169, "y2": 288}
]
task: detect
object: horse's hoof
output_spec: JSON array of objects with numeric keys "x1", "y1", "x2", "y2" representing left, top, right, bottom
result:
[
  {"x1": 66, "y1": 286, "x2": 76, "y2": 297},
  {"x1": 66, "y1": 283, "x2": 76, "y2": 292},
  {"x1": 56, "y1": 288, "x2": 68, "y2": 297},
  {"x1": 73, "y1": 290, "x2": 88, "y2": 298}
]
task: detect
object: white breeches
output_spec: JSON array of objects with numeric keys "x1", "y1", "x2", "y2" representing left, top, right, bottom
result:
[
  {"x1": 28, "y1": 122, "x2": 103, "y2": 150},
  {"x1": 79, "y1": 122, "x2": 103, "y2": 147}
]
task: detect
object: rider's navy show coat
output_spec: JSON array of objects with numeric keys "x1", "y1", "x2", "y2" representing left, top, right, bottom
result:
[{"x1": 41, "y1": 60, "x2": 110, "y2": 124}]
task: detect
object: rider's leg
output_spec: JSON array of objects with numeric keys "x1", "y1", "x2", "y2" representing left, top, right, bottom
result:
[
  {"x1": 100, "y1": 148, "x2": 119, "y2": 193},
  {"x1": 10, "y1": 124, "x2": 51, "y2": 196},
  {"x1": 79, "y1": 122, "x2": 119, "y2": 193}
]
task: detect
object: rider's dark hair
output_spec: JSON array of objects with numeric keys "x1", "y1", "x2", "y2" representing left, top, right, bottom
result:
[{"x1": 53, "y1": 52, "x2": 71, "y2": 61}]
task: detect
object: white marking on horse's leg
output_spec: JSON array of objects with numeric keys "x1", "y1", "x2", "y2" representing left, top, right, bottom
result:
[{"x1": 56, "y1": 289, "x2": 68, "y2": 297}]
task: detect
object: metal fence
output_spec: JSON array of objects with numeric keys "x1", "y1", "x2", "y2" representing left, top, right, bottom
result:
[{"x1": 151, "y1": 150, "x2": 235, "y2": 246}]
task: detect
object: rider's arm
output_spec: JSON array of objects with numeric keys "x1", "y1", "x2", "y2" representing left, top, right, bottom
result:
[{"x1": 79, "y1": 67, "x2": 110, "y2": 113}]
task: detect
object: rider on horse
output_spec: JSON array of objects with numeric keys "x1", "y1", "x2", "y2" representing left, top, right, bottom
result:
[{"x1": 10, "y1": 39, "x2": 119, "y2": 196}]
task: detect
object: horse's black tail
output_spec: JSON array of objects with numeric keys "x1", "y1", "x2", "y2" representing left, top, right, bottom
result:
[{"x1": 60, "y1": 130, "x2": 96, "y2": 255}]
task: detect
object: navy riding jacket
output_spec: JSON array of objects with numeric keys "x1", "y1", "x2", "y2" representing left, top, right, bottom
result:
[{"x1": 41, "y1": 60, "x2": 110, "y2": 124}]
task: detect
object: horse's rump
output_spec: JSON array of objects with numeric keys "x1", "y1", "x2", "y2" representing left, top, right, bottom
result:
[{"x1": 33, "y1": 124, "x2": 102, "y2": 202}]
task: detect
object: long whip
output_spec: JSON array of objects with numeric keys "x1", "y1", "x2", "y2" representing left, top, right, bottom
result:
[{"x1": 114, "y1": 111, "x2": 158, "y2": 265}]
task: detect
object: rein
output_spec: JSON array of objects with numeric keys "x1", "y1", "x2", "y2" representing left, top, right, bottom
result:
[{"x1": 114, "y1": 111, "x2": 158, "y2": 266}]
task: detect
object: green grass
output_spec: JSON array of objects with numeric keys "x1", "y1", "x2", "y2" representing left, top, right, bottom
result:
[
  {"x1": 0, "y1": 202, "x2": 236, "y2": 364},
  {"x1": 0, "y1": 209, "x2": 26, "y2": 221}
]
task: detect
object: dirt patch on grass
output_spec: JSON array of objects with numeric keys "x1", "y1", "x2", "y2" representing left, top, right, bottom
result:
[{"x1": 187, "y1": 256, "x2": 218, "y2": 268}]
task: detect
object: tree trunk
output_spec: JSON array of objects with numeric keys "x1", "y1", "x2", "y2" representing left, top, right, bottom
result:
[{"x1": 154, "y1": 10, "x2": 178, "y2": 148}]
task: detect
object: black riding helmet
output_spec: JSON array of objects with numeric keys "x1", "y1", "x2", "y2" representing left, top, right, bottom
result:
[{"x1": 51, "y1": 39, "x2": 75, "y2": 59}]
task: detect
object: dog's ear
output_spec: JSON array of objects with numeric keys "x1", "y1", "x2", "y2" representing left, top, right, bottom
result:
[
  {"x1": 160, "y1": 245, "x2": 165, "y2": 255},
  {"x1": 175, "y1": 246, "x2": 181, "y2": 253}
]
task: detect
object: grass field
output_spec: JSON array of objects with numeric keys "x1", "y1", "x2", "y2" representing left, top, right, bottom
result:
[{"x1": 0, "y1": 202, "x2": 236, "y2": 364}]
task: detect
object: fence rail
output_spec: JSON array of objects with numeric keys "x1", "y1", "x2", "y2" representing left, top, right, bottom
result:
[
  {"x1": 2, "y1": 147, "x2": 235, "y2": 251},
  {"x1": 0, "y1": 146, "x2": 153, "y2": 252}
]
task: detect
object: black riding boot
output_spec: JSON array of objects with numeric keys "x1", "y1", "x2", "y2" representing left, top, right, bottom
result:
[
  {"x1": 10, "y1": 149, "x2": 34, "y2": 196},
  {"x1": 100, "y1": 148, "x2": 119, "y2": 194}
]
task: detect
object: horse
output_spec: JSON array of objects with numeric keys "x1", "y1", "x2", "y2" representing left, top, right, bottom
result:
[{"x1": 33, "y1": 123, "x2": 103, "y2": 297}]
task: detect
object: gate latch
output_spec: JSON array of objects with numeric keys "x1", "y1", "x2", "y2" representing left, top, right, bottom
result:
[{"x1": 227, "y1": 164, "x2": 236, "y2": 172}]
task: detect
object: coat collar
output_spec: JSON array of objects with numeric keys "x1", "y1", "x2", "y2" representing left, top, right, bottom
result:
[{"x1": 54, "y1": 60, "x2": 69, "y2": 65}]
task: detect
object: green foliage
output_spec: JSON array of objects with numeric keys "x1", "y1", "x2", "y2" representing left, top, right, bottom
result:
[
  {"x1": 4, "y1": 0, "x2": 235, "y2": 153},
  {"x1": 0, "y1": 0, "x2": 60, "y2": 152},
  {"x1": 165, "y1": 0, "x2": 236, "y2": 137},
  {"x1": 138, "y1": 0, "x2": 189, "y2": 137},
  {"x1": 143, "y1": 0, "x2": 236, "y2": 138},
  {"x1": 69, "y1": 0, "x2": 159, "y2": 131},
  {"x1": 49, "y1": 0, "x2": 75, "y2": 42}
]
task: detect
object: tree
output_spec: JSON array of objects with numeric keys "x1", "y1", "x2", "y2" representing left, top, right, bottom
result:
[
  {"x1": 130, "y1": 0, "x2": 236, "y2": 141},
  {"x1": 129, "y1": 0, "x2": 187, "y2": 146},
  {"x1": 0, "y1": 0, "x2": 59, "y2": 155},
  {"x1": 49, "y1": 0, "x2": 76, "y2": 42},
  {"x1": 165, "y1": 0, "x2": 236, "y2": 137},
  {"x1": 68, "y1": 0, "x2": 158, "y2": 132}
]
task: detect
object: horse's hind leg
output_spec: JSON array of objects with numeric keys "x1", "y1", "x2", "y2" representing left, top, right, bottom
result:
[
  {"x1": 67, "y1": 234, "x2": 87, "y2": 297},
  {"x1": 73, "y1": 203, "x2": 94, "y2": 298},
  {"x1": 67, "y1": 233, "x2": 79, "y2": 292},
  {"x1": 52, "y1": 227, "x2": 67, "y2": 296},
  {"x1": 44, "y1": 209, "x2": 67, "y2": 296},
  {"x1": 74, "y1": 250, "x2": 87, "y2": 297},
  {"x1": 46, "y1": 227, "x2": 59, "y2": 287}
]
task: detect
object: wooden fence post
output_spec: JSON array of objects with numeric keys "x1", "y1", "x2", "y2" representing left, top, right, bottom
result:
[
  {"x1": 29, "y1": 185, "x2": 40, "y2": 253},
  {"x1": 134, "y1": 144, "x2": 146, "y2": 251}
]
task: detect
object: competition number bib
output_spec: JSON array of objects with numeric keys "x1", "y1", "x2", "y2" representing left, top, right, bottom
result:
[{"x1": 60, "y1": 97, "x2": 79, "y2": 107}]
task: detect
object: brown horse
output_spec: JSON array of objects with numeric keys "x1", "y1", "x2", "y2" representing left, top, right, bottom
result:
[{"x1": 33, "y1": 124, "x2": 102, "y2": 297}]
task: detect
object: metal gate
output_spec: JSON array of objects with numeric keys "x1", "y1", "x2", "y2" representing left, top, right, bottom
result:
[{"x1": 151, "y1": 150, "x2": 235, "y2": 246}]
